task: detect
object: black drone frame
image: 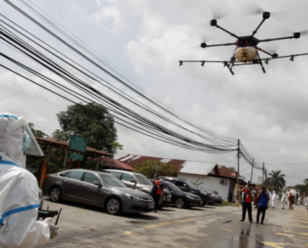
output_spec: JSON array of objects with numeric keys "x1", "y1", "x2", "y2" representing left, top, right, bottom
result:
[{"x1": 179, "y1": 12, "x2": 308, "y2": 75}]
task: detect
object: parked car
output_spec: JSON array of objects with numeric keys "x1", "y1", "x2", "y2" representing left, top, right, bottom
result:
[
  {"x1": 104, "y1": 169, "x2": 172, "y2": 205},
  {"x1": 162, "y1": 181, "x2": 202, "y2": 208},
  {"x1": 43, "y1": 169, "x2": 154, "y2": 215},
  {"x1": 211, "y1": 192, "x2": 222, "y2": 204},
  {"x1": 162, "y1": 177, "x2": 212, "y2": 206},
  {"x1": 38, "y1": 188, "x2": 43, "y2": 209}
]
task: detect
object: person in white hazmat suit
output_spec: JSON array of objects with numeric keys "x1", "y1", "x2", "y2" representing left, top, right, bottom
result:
[
  {"x1": 0, "y1": 114, "x2": 58, "y2": 248},
  {"x1": 281, "y1": 192, "x2": 286, "y2": 209},
  {"x1": 271, "y1": 191, "x2": 276, "y2": 208}
]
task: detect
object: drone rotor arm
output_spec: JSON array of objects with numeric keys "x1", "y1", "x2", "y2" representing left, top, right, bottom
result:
[
  {"x1": 258, "y1": 36, "x2": 295, "y2": 43},
  {"x1": 204, "y1": 42, "x2": 237, "y2": 48},
  {"x1": 249, "y1": 19, "x2": 266, "y2": 40},
  {"x1": 257, "y1": 47, "x2": 277, "y2": 58},
  {"x1": 213, "y1": 23, "x2": 239, "y2": 39}
]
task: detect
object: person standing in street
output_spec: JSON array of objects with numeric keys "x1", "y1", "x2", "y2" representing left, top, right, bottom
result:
[
  {"x1": 288, "y1": 192, "x2": 294, "y2": 209},
  {"x1": 151, "y1": 174, "x2": 162, "y2": 212},
  {"x1": 256, "y1": 187, "x2": 270, "y2": 224},
  {"x1": 281, "y1": 192, "x2": 286, "y2": 209},
  {"x1": 271, "y1": 191, "x2": 276, "y2": 208},
  {"x1": 240, "y1": 185, "x2": 253, "y2": 223},
  {"x1": 0, "y1": 114, "x2": 59, "y2": 248}
]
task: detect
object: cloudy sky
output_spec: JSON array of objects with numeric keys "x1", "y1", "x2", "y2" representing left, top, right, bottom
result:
[{"x1": 1, "y1": 0, "x2": 308, "y2": 186}]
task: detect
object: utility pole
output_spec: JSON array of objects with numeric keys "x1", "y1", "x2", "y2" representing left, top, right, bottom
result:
[
  {"x1": 237, "y1": 139, "x2": 240, "y2": 187},
  {"x1": 250, "y1": 158, "x2": 254, "y2": 184},
  {"x1": 262, "y1": 162, "x2": 265, "y2": 184}
]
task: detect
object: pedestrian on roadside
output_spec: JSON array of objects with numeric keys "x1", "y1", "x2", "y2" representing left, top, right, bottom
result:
[
  {"x1": 256, "y1": 187, "x2": 270, "y2": 224},
  {"x1": 288, "y1": 192, "x2": 294, "y2": 209},
  {"x1": 151, "y1": 174, "x2": 162, "y2": 212},
  {"x1": 281, "y1": 192, "x2": 286, "y2": 209},
  {"x1": 239, "y1": 185, "x2": 253, "y2": 223},
  {"x1": 271, "y1": 191, "x2": 276, "y2": 208}
]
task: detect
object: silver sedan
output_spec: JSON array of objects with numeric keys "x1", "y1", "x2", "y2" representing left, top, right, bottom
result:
[{"x1": 42, "y1": 169, "x2": 154, "y2": 215}]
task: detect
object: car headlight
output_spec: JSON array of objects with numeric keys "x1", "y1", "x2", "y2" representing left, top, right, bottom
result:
[
  {"x1": 185, "y1": 194, "x2": 195, "y2": 200},
  {"x1": 125, "y1": 193, "x2": 141, "y2": 202}
]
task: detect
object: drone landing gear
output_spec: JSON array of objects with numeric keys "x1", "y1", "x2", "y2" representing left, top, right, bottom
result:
[
  {"x1": 224, "y1": 61, "x2": 234, "y2": 75},
  {"x1": 256, "y1": 51, "x2": 266, "y2": 73}
]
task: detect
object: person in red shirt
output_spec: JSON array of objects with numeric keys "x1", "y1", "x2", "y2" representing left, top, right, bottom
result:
[
  {"x1": 240, "y1": 185, "x2": 253, "y2": 223},
  {"x1": 151, "y1": 174, "x2": 162, "y2": 212}
]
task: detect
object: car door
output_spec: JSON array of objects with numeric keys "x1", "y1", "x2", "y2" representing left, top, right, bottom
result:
[
  {"x1": 63, "y1": 171, "x2": 85, "y2": 202},
  {"x1": 81, "y1": 172, "x2": 106, "y2": 207},
  {"x1": 121, "y1": 173, "x2": 137, "y2": 189},
  {"x1": 175, "y1": 181, "x2": 188, "y2": 192}
]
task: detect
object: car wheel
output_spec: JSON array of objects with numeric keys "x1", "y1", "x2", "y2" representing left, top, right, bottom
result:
[
  {"x1": 175, "y1": 198, "x2": 185, "y2": 208},
  {"x1": 106, "y1": 197, "x2": 121, "y2": 215},
  {"x1": 49, "y1": 187, "x2": 62, "y2": 202}
]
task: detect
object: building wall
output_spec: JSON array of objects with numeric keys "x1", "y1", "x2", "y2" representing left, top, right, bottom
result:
[{"x1": 178, "y1": 173, "x2": 230, "y2": 201}]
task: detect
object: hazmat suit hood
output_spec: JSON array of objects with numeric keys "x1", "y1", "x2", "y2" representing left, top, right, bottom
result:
[{"x1": 0, "y1": 113, "x2": 44, "y2": 167}]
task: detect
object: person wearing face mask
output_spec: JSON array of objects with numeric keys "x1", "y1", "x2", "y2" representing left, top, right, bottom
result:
[
  {"x1": 239, "y1": 185, "x2": 253, "y2": 223},
  {"x1": 0, "y1": 114, "x2": 59, "y2": 248}
]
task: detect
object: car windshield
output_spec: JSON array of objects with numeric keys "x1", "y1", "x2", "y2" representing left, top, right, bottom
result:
[
  {"x1": 185, "y1": 180, "x2": 197, "y2": 189},
  {"x1": 99, "y1": 174, "x2": 127, "y2": 188},
  {"x1": 135, "y1": 174, "x2": 152, "y2": 185},
  {"x1": 164, "y1": 182, "x2": 182, "y2": 192}
]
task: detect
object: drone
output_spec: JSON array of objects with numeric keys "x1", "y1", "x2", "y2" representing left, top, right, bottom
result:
[{"x1": 179, "y1": 12, "x2": 308, "y2": 75}]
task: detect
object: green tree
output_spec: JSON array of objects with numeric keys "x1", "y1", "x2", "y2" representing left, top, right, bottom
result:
[
  {"x1": 29, "y1": 122, "x2": 49, "y2": 138},
  {"x1": 56, "y1": 102, "x2": 122, "y2": 154},
  {"x1": 228, "y1": 167, "x2": 237, "y2": 173},
  {"x1": 265, "y1": 170, "x2": 286, "y2": 192},
  {"x1": 134, "y1": 160, "x2": 180, "y2": 179}
]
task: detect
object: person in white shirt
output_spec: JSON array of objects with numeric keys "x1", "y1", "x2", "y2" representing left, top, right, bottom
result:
[
  {"x1": 271, "y1": 191, "x2": 276, "y2": 208},
  {"x1": 281, "y1": 192, "x2": 286, "y2": 209}
]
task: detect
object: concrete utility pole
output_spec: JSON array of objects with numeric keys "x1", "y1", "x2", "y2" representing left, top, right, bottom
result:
[
  {"x1": 262, "y1": 162, "x2": 265, "y2": 184},
  {"x1": 250, "y1": 158, "x2": 254, "y2": 184},
  {"x1": 237, "y1": 139, "x2": 240, "y2": 186}
]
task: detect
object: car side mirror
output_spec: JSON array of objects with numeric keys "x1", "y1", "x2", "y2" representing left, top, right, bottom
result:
[
  {"x1": 130, "y1": 179, "x2": 137, "y2": 184},
  {"x1": 94, "y1": 180, "x2": 103, "y2": 188}
]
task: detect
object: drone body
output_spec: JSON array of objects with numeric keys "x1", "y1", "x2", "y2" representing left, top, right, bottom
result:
[{"x1": 180, "y1": 12, "x2": 307, "y2": 75}]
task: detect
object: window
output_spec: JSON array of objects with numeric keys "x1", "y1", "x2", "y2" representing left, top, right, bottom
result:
[
  {"x1": 122, "y1": 173, "x2": 135, "y2": 182},
  {"x1": 83, "y1": 172, "x2": 99, "y2": 184},
  {"x1": 109, "y1": 171, "x2": 122, "y2": 179},
  {"x1": 99, "y1": 174, "x2": 126, "y2": 187},
  {"x1": 175, "y1": 181, "x2": 186, "y2": 187},
  {"x1": 135, "y1": 174, "x2": 152, "y2": 185},
  {"x1": 68, "y1": 171, "x2": 83, "y2": 181},
  {"x1": 59, "y1": 172, "x2": 70, "y2": 177}
]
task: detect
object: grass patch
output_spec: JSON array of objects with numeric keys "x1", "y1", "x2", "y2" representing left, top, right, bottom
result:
[{"x1": 221, "y1": 200, "x2": 240, "y2": 207}]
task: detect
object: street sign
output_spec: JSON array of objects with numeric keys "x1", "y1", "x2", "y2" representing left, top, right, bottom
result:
[
  {"x1": 70, "y1": 153, "x2": 84, "y2": 161},
  {"x1": 69, "y1": 136, "x2": 87, "y2": 152}
]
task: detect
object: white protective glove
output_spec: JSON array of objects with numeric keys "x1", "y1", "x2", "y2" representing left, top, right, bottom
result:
[{"x1": 44, "y1": 217, "x2": 59, "y2": 239}]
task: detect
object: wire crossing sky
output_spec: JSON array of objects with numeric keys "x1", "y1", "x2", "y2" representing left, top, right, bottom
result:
[{"x1": 1, "y1": 0, "x2": 308, "y2": 185}]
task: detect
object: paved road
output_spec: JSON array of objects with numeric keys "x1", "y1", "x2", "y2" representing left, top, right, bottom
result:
[{"x1": 38, "y1": 198, "x2": 308, "y2": 248}]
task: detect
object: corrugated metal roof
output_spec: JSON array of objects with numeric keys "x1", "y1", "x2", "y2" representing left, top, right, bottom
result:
[
  {"x1": 180, "y1": 161, "x2": 216, "y2": 176},
  {"x1": 119, "y1": 154, "x2": 135, "y2": 161},
  {"x1": 130, "y1": 155, "x2": 142, "y2": 161}
]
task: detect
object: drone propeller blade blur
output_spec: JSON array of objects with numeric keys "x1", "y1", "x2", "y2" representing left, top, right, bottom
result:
[
  {"x1": 240, "y1": 2, "x2": 293, "y2": 22},
  {"x1": 210, "y1": 3, "x2": 231, "y2": 20}
]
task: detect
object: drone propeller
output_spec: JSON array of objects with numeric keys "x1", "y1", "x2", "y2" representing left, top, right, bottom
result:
[
  {"x1": 240, "y1": 2, "x2": 292, "y2": 22},
  {"x1": 210, "y1": 3, "x2": 231, "y2": 20}
]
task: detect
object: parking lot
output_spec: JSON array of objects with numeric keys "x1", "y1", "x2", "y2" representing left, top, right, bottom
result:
[{"x1": 37, "y1": 198, "x2": 308, "y2": 248}]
